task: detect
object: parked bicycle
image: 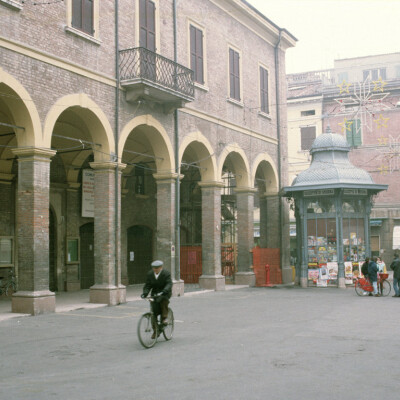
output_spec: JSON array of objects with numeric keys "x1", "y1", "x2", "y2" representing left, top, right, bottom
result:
[
  {"x1": 0, "y1": 269, "x2": 16, "y2": 297},
  {"x1": 137, "y1": 297, "x2": 174, "y2": 348},
  {"x1": 355, "y1": 273, "x2": 391, "y2": 297}
]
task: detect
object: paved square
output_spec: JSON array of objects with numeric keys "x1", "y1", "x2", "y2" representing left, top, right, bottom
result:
[{"x1": 0, "y1": 286, "x2": 399, "y2": 400}]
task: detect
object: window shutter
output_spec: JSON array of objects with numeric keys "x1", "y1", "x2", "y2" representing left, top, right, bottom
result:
[
  {"x1": 234, "y1": 51, "x2": 240, "y2": 100},
  {"x1": 229, "y1": 49, "x2": 235, "y2": 99},
  {"x1": 82, "y1": 0, "x2": 94, "y2": 35},
  {"x1": 147, "y1": 0, "x2": 156, "y2": 51},
  {"x1": 346, "y1": 128, "x2": 353, "y2": 146},
  {"x1": 353, "y1": 119, "x2": 362, "y2": 146},
  {"x1": 72, "y1": 0, "x2": 82, "y2": 30},
  {"x1": 190, "y1": 25, "x2": 204, "y2": 84},
  {"x1": 139, "y1": 0, "x2": 147, "y2": 47},
  {"x1": 260, "y1": 67, "x2": 269, "y2": 114},
  {"x1": 196, "y1": 29, "x2": 204, "y2": 84},
  {"x1": 140, "y1": 0, "x2": 156, "y2": 51},
  {"x1": 229, "y1": 49, "x2": 240, "y2": 100}
]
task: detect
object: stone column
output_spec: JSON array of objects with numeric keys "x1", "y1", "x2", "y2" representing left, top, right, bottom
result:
[
  {"x1": 235, "y1": 187, "x2": 257, "y2": 286},
  {"x1": 89, "y1": 162, "x2": 126, "y2": 305},
  {"x1": 198, "y1": 181, "x2": 225, "y2": 291},
  {"x1": 11, "y1": 148, "x2": 56, "y2": 315},
  {"x1": 153, "y1": 173, "x2": 184, "y2": 296}
]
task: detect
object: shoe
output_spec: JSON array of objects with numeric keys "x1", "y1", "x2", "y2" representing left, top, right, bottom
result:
[
  {"x1": 151, "y1": 332, "x2": 156, "y2": 339},
  {"x1": 374, "y1": 294, "x2": 381, "y2": 297},
  {"x1": 162, "y1": 318, "x2": 168, "y2": 325},
  {"x1": 393, "y1": 295, "x2": 400, "y2": 297}
]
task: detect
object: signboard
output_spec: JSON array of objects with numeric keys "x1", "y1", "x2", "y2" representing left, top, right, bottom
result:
[
  {"x1": 304, "y1": 189, "x2": 334, "y2": 197},
  {"x1": 343, "y1": 189, "x2": 367, "y2": 196},
  {"x1": 82, "y1": 169, "x2": 95, "y2": 218}
]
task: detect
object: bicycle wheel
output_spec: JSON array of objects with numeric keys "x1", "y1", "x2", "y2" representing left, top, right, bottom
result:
[
  {"x1": 355, "y1": 281, "x2": 367, "y2": 296},
  {"x1": 379, "y1": 280, "x2": 391, "y2": 297},
  {"x1": 162, "y1": 308, "x2": 174, "y2": 341},
  {"x1": 137, "y1": 313, "x2": 158, "y2": 348}
]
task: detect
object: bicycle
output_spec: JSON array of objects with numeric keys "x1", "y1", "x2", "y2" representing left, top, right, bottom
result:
[
  {"x1": 137, "y1": 297, "x2": 174, "y2": 348},
  {"x1": 0, "y1": 270, "x2": 17, "y2": 297},
  {"x1": 354, "y1": 273, "x2": 391, "y2": 297}
]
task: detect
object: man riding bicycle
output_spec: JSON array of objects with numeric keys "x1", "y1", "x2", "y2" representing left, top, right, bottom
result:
[{"x1": 141, "y1": 260, "x2": 172, "y2": 334}]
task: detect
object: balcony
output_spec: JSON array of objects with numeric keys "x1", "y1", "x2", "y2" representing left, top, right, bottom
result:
[{"x1": 119, "y1": 47, "x2": 195, "y2": 112}]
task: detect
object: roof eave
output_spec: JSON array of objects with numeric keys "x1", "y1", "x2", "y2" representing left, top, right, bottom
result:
[{"x1": 283, "y1": 183, "x2": 388, "y2": 195}]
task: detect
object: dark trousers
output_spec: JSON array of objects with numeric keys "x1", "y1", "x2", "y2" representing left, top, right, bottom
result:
[{"x1": 151, "y1": 297, "x2": 169, "y2": 320}]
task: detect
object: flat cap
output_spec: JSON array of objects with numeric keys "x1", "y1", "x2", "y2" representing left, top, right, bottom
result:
[{"x1": 151, "y1": 260, "x2": 163, "y2": 268}]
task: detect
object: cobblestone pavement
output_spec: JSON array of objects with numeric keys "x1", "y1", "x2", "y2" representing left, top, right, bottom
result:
[{"x1": 0, "y1": 286, "x2": 399, "y2": 400}]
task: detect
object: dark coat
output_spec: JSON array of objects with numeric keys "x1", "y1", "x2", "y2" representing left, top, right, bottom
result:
[
  {"x1": 368, "y1": 260, "x2": 379, "y2": 282},
  {"x1": 390, "y1": 257, "x2": 400, "y2": 279},
  {"x1": 142, "y1": 268, "x2": 173, "y2": 299}
]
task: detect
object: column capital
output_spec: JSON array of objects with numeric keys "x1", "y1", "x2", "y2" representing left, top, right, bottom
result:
[
  {"x1": 260, "y1": 190, "x2": 280, "y2": 198},
  {"x1": 198, "y1": 180, "x2": 225, "y2": 189},
  {"x1": 153, "y1": 172, "x2": 182, "y2": 183},
  {"x1": 89, "y1": 161, "x2": 127, "y2": 172},
  {"x1": 234, "y1": 186, "x2": 257, "y2": 194},
  {"x1": 12, "y1": 147, "x2": 56, "y2": 161}
]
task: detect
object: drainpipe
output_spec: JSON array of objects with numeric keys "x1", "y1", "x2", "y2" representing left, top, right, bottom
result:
[
  {"x1": 114, "y1": 0, "x2": 120, "y2": 292},
  {"x1": 173, "y1": 0, "x2": 180, "y2": 283},
  {"x1": 274, "y1": 29, "x2": 283, "y2": 266}
]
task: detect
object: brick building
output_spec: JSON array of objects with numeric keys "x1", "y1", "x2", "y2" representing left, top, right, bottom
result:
[
  {"x1": 0, "y1": 0, "x2": 296, "y2": 314},
  {"x1": 287, "y1": 53, "x2": 400, "y2": 270}
]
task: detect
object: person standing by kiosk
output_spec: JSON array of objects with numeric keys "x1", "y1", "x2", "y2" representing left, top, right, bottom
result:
[
  {"x1": 390, "y1": 254, "x2": 400, "y2": 298},
  {"x1": 368, "y1": 256, "x2": 380, "y2": 297}
]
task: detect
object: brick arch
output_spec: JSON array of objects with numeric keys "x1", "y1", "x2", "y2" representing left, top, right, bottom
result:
[
  {"x1": 218, "y1": 143, "x2": 251, "y2": 188},
  {"x1": 179, "y1": 131, "x2": 217, "y2": 182},
  {"x1": 43, "y1": 94, "x2": 114, "y2": 162},
  {"x1": 119, "y1": 114, "x2": 174, "y2": 174},
  {"x1": 251, "y1": 153, "x2": 279, "y2": 194},
  {"x1": 0, "y1": 67, "x2": 42, "y2": 147}
]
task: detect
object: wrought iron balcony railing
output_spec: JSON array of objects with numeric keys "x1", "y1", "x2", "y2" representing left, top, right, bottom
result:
[{"x1": 119, "y1": 47, "x2": 194, "y2": 102}]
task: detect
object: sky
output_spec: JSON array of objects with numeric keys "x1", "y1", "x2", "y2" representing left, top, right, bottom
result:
[{"x1": 246, "y1": 0, "x2": 400, "y2": 74}]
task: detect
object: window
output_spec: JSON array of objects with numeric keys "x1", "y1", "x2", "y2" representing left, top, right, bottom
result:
[
  {"x1": 346, "y1": 119, "x2": 361, "y2": 147},
  {"x1": 229, "y1": 48, "x2": 240, "y2": 101},
  {"x1": 338, "y1": 72, "x2": 348, "y2": 83},
  {"x1": 190, "y1": 25, "x2": 204, "y2": 85},
  {"x1": 301, "y1": 110, "x2": 315, "y2": 117},
  {"x1": 67, "y1": 238, "x2": 80, "y2": 264},
  {"x1": 300, "y1": 126, "x2": 316, "y2": 150},
  {"x1": 259, "y1": 66, "x2": 269, "y2": 114},
  {"x1": 72, "y1": 0, "x2": 94, "y2": 35},
  {"x1": 363, "y1": 68, "x2": 386, "y2": 81}
]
